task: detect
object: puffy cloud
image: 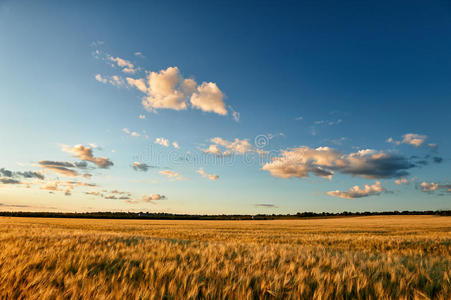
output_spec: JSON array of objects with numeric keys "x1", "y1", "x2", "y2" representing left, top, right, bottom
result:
[
  {"x1": 141, "y1": 67, "x2": 188, "y2": 111},
  {"x1": 134, "y1": 52, "x2": 144, "y2": 58},
  {"x1": 203, "y1": 137, "x2": 253, "y2": 156},
  {"x1": 155, "y1": 137, "x2": 169, "y2": 147},
  {"x1": 262, "y1": 147, "x2": 413, "y2": 180},
  {"x1": 172, "y1": 141, "x2": 179, "y2": 149},
  {"x1": 387, "y1": 133, "x2": 427, "y2": 147},
  {"x1": 139, "y1": 114, "x2": 146, "y2": 119},
  {"x1": 196, "y1": 168, "x2": 219, "y2": 181},
  {"x1": 124, "y1": 66, "x2": 228, "y2": 115},
  {"x1": 327, "y1": 181, "x2": 385, "y2": 199},
  {"x1": 141, "y1": 194, "x2": 166, "y2": 202},
  {"x1": 420, "y1": 181, "x2": 451, "y2": 193},
  {"x1": 61, "y1": 145, "x2": 113, "y2": 168},
  {"x1": 190, "y1": 82, "x2": 226, "y2": 115}
]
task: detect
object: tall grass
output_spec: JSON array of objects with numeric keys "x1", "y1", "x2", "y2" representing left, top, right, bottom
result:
[{"x1": 0, "y1": 216, "x2": 449, "y2": 299}]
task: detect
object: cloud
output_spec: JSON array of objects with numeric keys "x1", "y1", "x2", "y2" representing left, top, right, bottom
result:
[
  {"x1": 124, "y1": 66, "x2": 228, "y2": 115},
  {"x1": 394, "y1": 177, "x2": 415, "y2": 185},
  {"x1": 420, "y1": 181, "x2": 451, "y2": 193},
  {"x1": 295, "y1": 116, "x2": 303, "y2": 121},
  {"x1": 229, "y1": 106, "x2": 240, "y2": 122},
  {"x1": 159, "y1": 170, "x2": 185, "y2": 181},
  {"x1": 0, "y1": 168, "x2": 44, "y2": 180},
  {"x1": 402, "y1": 134, "x2": 427, "y2": 147},
  {"x1": 41, "y1": 181, "x2": 60, "y2": 191},
  {"x1": 132, "y1": 162, "x2": 156, "y2": 172},
  {"x1": 108, "y1": 56, "x2": 136, "y2": 74},
  {"x1": 190, "y1": 82, "x2": 227, "y2": 115},
  {"x1": 38, "y1": 161, "x2": 81, "y2": 177},
  {"x1": 254, "y1": 204, "x2": 278, "y2": 208},
  {"x1": 203, "y1": 137, "x2": 253, "y2": 156},
  {"x1": 61, "y1": 145, "x2": 113, "y2": 168},
  {"x1": 196, "y1": 168, "x2": 219, "y2": 180},
  {"x1": 126, "y1": 78, "x2": 147, "y2": 93},
  {"x1": 155, "y1": 137, "x2": 169, "y2": 147},
  {"x1": 387, "y1": 133, "x2": 427, "y2": 147},
  {"x1": 172, "y1": 141, "x2": 179, "y2": 149},
  {"x1": 0, "y1": 178, "x2": 21, "y2": 184},
  {"x1": 95, "y1": 74, "x2": 107, "y2": 84},
  {"x1": 139, "y1": 67, "x2": 188, "y2": 111},
  {"x1": 262, "y1": 147, "x2": 413, "y2": 180},
  {"x1": 327, "y1": 181, "x2": 385, "y2": 199},
  {"x1": 141, "y1": 194, "x2": 166, "y2": 202},
  {"x1": 134, "y1": 52, "x2": 145, "y2": 58},
  {"x1": 139, "y1": 114, "x2": 146, "y2": 119}
]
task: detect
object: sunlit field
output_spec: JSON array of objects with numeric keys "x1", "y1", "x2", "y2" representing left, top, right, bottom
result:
[{"x1": 0, "y1": 216, "x2": 450, "y2": 299}]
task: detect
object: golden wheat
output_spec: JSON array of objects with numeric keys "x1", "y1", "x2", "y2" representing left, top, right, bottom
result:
[{"x1": 0, "y1": 216, "x2": 449, "y2": 299}]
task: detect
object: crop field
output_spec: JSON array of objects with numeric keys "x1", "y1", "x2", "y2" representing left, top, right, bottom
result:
[{"x1": 0, "y1": 216, "x2": 450, "y2": 299}]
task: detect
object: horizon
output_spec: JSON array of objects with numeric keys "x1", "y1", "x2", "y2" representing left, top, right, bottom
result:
[{"x1": 1, "y1": 0, "x2": 450, "y2": 214}]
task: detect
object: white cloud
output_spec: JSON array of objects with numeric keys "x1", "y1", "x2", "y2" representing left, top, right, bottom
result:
[
  {"x1": 262, "y1": 146, "x2": 413, "y2": 180},
  {"x1": 126, "y1": 78, "x2": 147, "y2": 93},
  {"x1": 197, "y1": 168, "x2": 219, "y2": 181},
  {"x1": 172, "y1": 141, "x2": 179, "y2": 149},
  {"x1": 159, "y1": 170, "x2": 185, "y2": 181},
  {"x1": 134, "y1": 52, "x2": 145, "y2": 58},
  {"x1": 122, "y1": 128, "x2": 140, "y2": 137},
  {"x1": 95, "y1": 74, "x2": 107, "y2": 84},
  {"x1": 387, "y1": 133, "x2": 427, "y2": 147},
  {"x1": 327, "y1": 181, "x2": 384, "y2": 199},
  {"x1": 190, "y1": 82, "x2": 227, "y2": 115},
  {"x1": 108, "y1": 56, "x2": 136, "y2": 74},
  {"x1": 142, "y1": 67, "x2": 188, "y2": 111},
  {"x1": 155, "y1": 137, "x2": 169, "y2": 147},
  {"x1": 109, "y1": 75, "x2": 125, "y2": 87},
  {"x1": 203, "y1": 137, "x2": 253, "y2": 156},
  {"x1": 139, "y1": 114, "x2": 146, "y2": 119},
  {"x1": 125, "y1": 66, "x2": 227, "y2": 115}
]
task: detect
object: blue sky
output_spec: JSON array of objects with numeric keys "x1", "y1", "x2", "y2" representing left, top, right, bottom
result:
[{"x1": 0, "y1": 0, "x2": 450, "y2": 213}]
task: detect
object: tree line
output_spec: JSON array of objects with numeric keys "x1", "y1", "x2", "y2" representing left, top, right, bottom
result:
[{"x1": 0, "y1": 210, "x2": 449, "y2": 220}]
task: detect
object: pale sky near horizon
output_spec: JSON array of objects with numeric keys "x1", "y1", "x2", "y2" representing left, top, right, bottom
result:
[{"x1": 0, "y1": 0, "x2": 450, "y2": 213}]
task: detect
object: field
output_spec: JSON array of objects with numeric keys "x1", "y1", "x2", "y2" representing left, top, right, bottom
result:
[{"x1": 0, "y1": 216, "x2": 450, "y2": 299}]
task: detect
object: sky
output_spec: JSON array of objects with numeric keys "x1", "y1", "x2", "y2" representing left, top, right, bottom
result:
[{"x1": 0, "y1": 0, "x2": 450, "y2": 214}]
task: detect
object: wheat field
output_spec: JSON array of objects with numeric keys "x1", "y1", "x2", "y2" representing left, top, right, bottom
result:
[{"x1": 0, "y1": 216, "x2": 450, "y2": 299}]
